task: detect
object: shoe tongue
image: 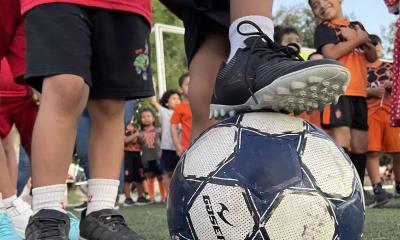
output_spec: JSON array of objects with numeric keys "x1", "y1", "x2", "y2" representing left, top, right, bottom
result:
[
  {"x1": 34, "y1": 209, "x2": 68, "y2": 222},
  {"x1": 243, "y1": 36, "x2": 269, "y2": 48}
]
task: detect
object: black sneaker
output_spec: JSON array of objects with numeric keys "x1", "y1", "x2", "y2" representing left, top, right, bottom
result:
[
  {"x1": 364, "y1": 190, "x2": 375, "y2": 208},
  {"x1": 210, "y1": 20, "x2": 349, "y2": 118},
  {"x1": 123, "y1": 197, "x2": 135, "y2": 207},
  {"x1": 370, "y1": 187, "x2": 392, "y2": 208},
  {"x1": 135, "y1": 196, "x2": 152, "y2": 206},
  {"x1": 25, "y1": 209, "x2": 70, "y2": 240},
  {"x1": 73, "y1": 201, "x2": 87, "y2": 212},
  {"x1": 80, "y1": 209, "x2": 144, "y2": 240}
]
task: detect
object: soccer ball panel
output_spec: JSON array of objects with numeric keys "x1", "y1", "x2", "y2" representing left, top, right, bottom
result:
[
  {"x1": 183, "y1": 126, "x2": 238, "y2": 178},
  {"x1": 240, "y1": 112, "x2": 305, "y2": 134},
  {"x1": 188, "y1": 183, "x2": 256, "y2": 240},
  {"x1": 264, "y1": 189, "x2": 336, "y2": 240},
  {"x1": 301, "y1": 134, "x2": 355, "y2": 198}
]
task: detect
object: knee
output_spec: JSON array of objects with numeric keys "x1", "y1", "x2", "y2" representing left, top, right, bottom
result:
[
  {"x1": 368, "y1": 152, "x2": 380, "y2": 159},
  {"x1": 88, "y1": 99, "x2": 125, "y2": 120},
  {"x1": 43, "y1": 74, "x2": 88, "y2": 112}
]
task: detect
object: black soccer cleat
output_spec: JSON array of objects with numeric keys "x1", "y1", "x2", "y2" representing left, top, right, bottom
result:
[
  {"x1": 80, "y1": 209, "x2": 144, "y2": 240},
  {"x1": 25, "y1": 209, "x2": 70, "y2": 240},
  {"x1": 210, "y1": 20, "x2": 350, "y2": 118}
]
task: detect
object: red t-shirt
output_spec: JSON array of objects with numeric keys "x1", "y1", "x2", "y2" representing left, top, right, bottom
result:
[
  {"x1": 0, "y1": 0, "x2": 20, "y2": 59},
  {"x1": 21, "y1": 0, "x2": 152, "y2": 25},
  {"x1": 0, "y1": 58, "x2": 29, "y2": 97}
]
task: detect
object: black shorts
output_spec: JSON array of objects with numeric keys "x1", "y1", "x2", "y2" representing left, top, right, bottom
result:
[
  {"x1": 124, "y1": 152, "x2": 145, "y2": 183},
  {"x1": 160, "y1": 150, "x2": 180, "y2": 172},
  {"x1": 24, "y1": 3, "x2": 154, "y2": 100},
  {"x1": 322, "y1": 96, "x2": 368, "y2": 130},
  {"x1": 160, "y1": 0, "x2": 229, "y2": 63},
  {"x1": 144, "y1": 160, "x2": 163, "y2": 176}
]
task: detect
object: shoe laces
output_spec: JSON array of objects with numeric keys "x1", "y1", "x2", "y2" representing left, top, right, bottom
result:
[
  {"x1": 37, "y1": 218, "x2": 65, "y2": 238},
  {"x1": 101, "y1": 214, "x2": 128, "y2": 231},
  {"x1": 237, "y1": 20, "x2": 304, "y2": 104}
]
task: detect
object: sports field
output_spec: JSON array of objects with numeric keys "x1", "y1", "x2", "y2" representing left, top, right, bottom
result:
[{"x1": 102, "y1": 198, "x2": 400, "y2": 240}]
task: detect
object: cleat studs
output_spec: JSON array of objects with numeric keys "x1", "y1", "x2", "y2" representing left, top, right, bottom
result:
[
  {"x1": 229, "y1": 110, "x2": 235, "y2": 117},
  {"x1": 276, "y1": 87, "x2": 290, "y2": 95},
  {"x1": 220, "y1": 109, "x2": 226, "y2": 117},
  {"x1": 308, "y1": 76, "x2": 323, "y2": 83},
  {"x1": 291, "y1": 81, "x2": 307, "y2": 90},
  {"x1": 322, "y1": 81, "x2": 330, "y2": 87},
  {"x1": 331, "y1": 84, "x2": 340, "y2": 91},
  {"x1": 214, "y1": 110, "x2": 219, "y2": 118}
]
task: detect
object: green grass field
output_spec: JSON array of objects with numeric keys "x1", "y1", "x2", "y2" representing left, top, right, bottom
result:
[{"x1": 102, "y1": 198, "x2": 400, "y2": 240}]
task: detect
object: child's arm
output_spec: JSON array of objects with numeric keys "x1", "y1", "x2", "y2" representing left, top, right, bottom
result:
[
  {"x1": 124, "y1": 133, "x2": 139, "y2": 144},
  {"x1": 367, "y1": 87, "x2": 386, "y2": 98},
  {"x1": 150, "y1": 79, "x2": 161, "y2": 111},
  {"x1": 321, "y1": 26, "x2": 369, "y2": 60},
  {"x1": 171, "y1": 123, "x2": 184, "y2": 157},
  {"x1": 361, "y1": 42, "x2": 378, "y2": 63}
]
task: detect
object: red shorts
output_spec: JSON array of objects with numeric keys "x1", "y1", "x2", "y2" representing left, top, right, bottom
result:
[{"x1": 0, "y1": 96, "x2": 38, "y2": 153}]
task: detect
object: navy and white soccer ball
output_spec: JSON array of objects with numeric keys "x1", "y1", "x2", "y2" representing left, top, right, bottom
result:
[{"x1": 167, "y1": 112, "x2": 364, "y2": 240}]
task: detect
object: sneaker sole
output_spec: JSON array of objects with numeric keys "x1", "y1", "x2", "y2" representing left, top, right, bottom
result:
[
  {"x1": 135, "y1": 202, "x2": 152, "y2": 206},
  {"x1": 123, "y1": 203, "x2": 135, "y2": 207},
  {"x1": 210, "y1": 64, "x2": 350, "y2": 118}
]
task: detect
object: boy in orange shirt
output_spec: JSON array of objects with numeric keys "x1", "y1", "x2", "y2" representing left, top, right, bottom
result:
[
  {"x1": 171, "y1": 73, "x2": 192, "y2": 157},
  {"x1": 366, "y1": 34, "x2": 400, "y2": 205},
  {"x1": 309, "y1": 0, "x2": 377, "y2": 187}
]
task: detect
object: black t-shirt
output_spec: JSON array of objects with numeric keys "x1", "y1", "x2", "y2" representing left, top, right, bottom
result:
[{"x1": 314, "y1": 22, "x2": 340, "y2": 52}]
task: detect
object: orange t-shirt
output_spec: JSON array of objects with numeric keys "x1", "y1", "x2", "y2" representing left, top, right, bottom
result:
[
  {"x1": 170, "y1": 101, "x2": 192, "y2": 149},
  {"x1": 124, "y1": 123, "x2": 141, "y2": 152},
  {"x1": 314, "y1": 19, "x2": 368, "y2": 97},
  {"x1": 367, "y1": 61, "x2": 392, "y2": 115}
]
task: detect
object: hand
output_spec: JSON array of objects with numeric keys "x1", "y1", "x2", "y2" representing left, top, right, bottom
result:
[
  {"x1": 339, "y1": 27, "x2": 357, "y2": 41},
  {"x1": 176, "y1": 144, "x2": 185, "y2": 157},
  {"x1": 369, "y1": 87, "x2": 386, "y2": 98},
  {"x1": 30, "y1": 88, "x2": 41, "y2": 105},
  {"x1": 354, "y1": 24, "x2": 369, "y2": 45},
  {"x1": 381, "y1": 80, "x2": 393, "y2": 89}
]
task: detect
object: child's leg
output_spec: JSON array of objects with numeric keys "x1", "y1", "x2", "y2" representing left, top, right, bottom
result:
[
  {"x1": 350, "y1": 129, "x2": 369, "y2": 185},
  {"x1": 123, "y1": 182, "x2": 131, "y2": 199},
  {"x1": 157, "y1": 176, "x2": 167, "y2": 201},
  {"x1": 366, "y1": 152, "x2": 381, "y2": 185},
  {"x1": 2, "y1": 130, "x2": 19, "y2": 190},
  {"x1": 0, "y1": 141, "x2": 15, "y2": 199},
  {"x1": 86, "y1": 99, "x2": 125, "y2": 214},
  {"x1": 31, "y1": 75, "x2": 89, "y2": 187},
  {"x1": 189, "y1": 33, "x2": 228, "y2": 139},
  {"x1": 163, "y1": 171, "x2": 173, "y2": 193},
  {"x1": 146, "y1": 176, "x2": 155, "y2": 202},
  {"x1": 331, "y1": 127, "x2": 351, "y2": 150}
]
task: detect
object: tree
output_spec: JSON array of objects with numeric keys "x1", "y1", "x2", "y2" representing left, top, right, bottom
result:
[{"x1": 273, "y1": 3, "x2": 318, "y2": 48}]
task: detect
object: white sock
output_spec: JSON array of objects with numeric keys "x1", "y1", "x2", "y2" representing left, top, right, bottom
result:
[
  {"x1": 32, "y1": 184, "x2": 67, "y2": 214},
  {"x1": 228, "y1": 15, "x2": 274, "y2": 62},
  {"x1": 86, "y1": 179, "x2": 119, "y2": 215},
  {"x1": 0, "y1": 193, "x2": 5, "y2": 213},
  {"x1": 3, "y1": 194, "x2": 17, "y2": 208}
]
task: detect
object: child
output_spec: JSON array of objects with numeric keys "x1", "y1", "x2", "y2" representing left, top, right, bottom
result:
[
  {"x1": 171, "y1": 73, "x2": 192, "y2": 156},
  {"x1": 123, "y1": 122, "x2": 149, "y2": 206},
  {"x1": 309, "y1": 0, "x2": 377, "y2": 187},
  {"x1": 366, "y1": 34, "x2": 399, "y2": 206},
  {"x1": 151, "y1": 88, "x2": 182, "y2": 192},
  {"x1": 160, "y1": 0, "x2": 349, "y2": 140},
  {"x1": 136, "y1": 108, "x2": 166, "y2": 203},
  {"x1": 21, "y1": 0, "x2": 153, "y2": 238},
  {"x1": 383, "y1": 0, "x2": 400, "y2": 126}
]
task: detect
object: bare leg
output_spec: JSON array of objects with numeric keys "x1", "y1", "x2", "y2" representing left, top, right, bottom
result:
[
  {"x1": 124, "y1": 182, "x2": 132, "y2": 199},
  {"x1": 367, "y1": 152, "x2": 381, "y2": 185},
  {"x1": 331, "y1": 127, "x2": 351, "y2": 149},
  {"x1": 350, "y1": 129, "x2": 369, "y2": 154},
  {"x1": 3, "y1": 128, "x2": 19, "y2": 189},
  {"x1": 0, "y1": 141, "x2": 16, "y2": 198},
  {"x1": 230, "y1": 0, "x2": 273, "y2": 21},
  {"x1": 31, "y1": 75, "x2": 89, "y2": 187},
  {"x1": 87, "y1": 99, "x2": 125, "y2": 179},
  {"x1": 189, "y1": 33, "x2": 229, "y2": 140},
  {"x1": 392, "y1": 153, "x2": 400, "y2": 182}
]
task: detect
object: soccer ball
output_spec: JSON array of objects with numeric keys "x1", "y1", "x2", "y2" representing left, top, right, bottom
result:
[{"x1": 167, "y1": 112, "x2": 364, "y2": 240}]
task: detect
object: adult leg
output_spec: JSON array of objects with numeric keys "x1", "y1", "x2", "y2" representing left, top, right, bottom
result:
[{"x1": 366, "y1": 152, "x2": 381, "y2": 185}]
